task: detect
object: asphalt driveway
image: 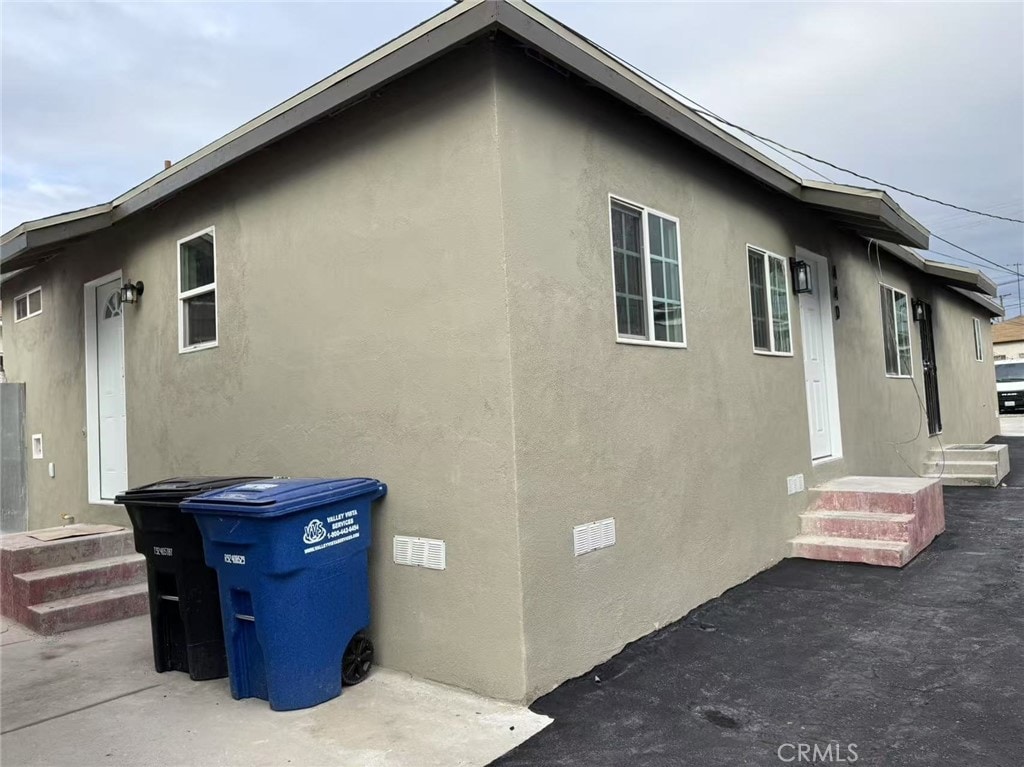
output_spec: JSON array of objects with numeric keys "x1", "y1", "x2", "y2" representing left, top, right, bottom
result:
[{"x1": 495, "y1": 437, "x2": 1023, "y2": 767}]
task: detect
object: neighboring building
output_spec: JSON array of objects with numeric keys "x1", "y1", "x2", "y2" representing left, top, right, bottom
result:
[
  {"x1": 0, "y1": 0, "x2": 1004, "y2": 702},
  {"x1": 993, "y1": 315, "x2": 1024, "y2": 360}
]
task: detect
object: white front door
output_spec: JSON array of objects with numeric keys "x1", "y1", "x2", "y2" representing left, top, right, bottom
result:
[
  {"x1": 89, "y1": 277, "x2": 128, "y2": 500},
  {"x1": 798, "y1": 254, "x2": 841, "y2": 461}
]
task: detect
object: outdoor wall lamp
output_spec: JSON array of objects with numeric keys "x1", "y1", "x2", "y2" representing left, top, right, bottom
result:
[
  {"x1": 120, "y1": 281, "x2": 145, "y2": 304},
  {"x1": 912, "y1": 298, "x2": 926, "y2": 322},
  {"x1": 790, "y1": 259, "x2": 812, "y2": 294}
]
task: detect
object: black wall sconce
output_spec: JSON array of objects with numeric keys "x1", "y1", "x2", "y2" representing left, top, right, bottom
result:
[
  {"x1": 120, "y1": 281, "x2": 145, "y2": 304},
  {"x1": 790, "y1": 259, "x2": 812, "y2": 294},
  {"x1": 911, "y1": 298, "x2": 926, "y2": 322}
]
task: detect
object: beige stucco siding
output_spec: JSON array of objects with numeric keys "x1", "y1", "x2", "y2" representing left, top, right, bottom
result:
[
  {"x1": 825, "y1": 234, "x2": 999, "y2": 475},
  {"x1": 995, "y1": 339, "x2": 1024, "y2": 360},
  {"x1": 491, "y1": 42, "x2": 999, "y2": 699},
  {"x1": 2, "y1": 44, "x2": 529, "y2": 700},
  {"x1": 492, "y1": 44, "x2": 824, "y2": 699}
]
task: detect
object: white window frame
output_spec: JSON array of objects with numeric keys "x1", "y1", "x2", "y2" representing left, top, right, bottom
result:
[
  {"x1": 13, "y1": 286, "x2": 42, "y2": 323},
  {"x1": 177, "y1": 226, "x2": 219, "y2": 354},
  {"x1": 608, "y1": 194, "x2": 687, "y2": 349},
  {"x1": 880, "y1": 283, "x2": 913, "y2": 378},
  {"x1": 746, "y1": 246, "x2": 793, "y2": 357},
  {"x1": 973, "y1": 318, "x2": 984, "y2": 362}
]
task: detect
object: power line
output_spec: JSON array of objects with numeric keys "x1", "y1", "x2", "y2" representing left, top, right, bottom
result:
[
  {"x1": 576, "y1": 28, "x2": 1024, "y2": 225},
  {"x1": 685, "y1": 107, "x2": 1024, "y2": 224},
  {"x1": 930, "y1": 234, "x2": 1019, "y2": 276},
  {"x1": 924, "y1": 249, "x2": 1019, "y2": 277},
  {"x1": 575, "y1": 31, "x2": 838, "y2": 183}
]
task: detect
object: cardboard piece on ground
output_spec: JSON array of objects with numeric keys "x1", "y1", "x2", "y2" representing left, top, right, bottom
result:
[{"x1": 28, "y1": 524, "x2": 125, "y2": 542}]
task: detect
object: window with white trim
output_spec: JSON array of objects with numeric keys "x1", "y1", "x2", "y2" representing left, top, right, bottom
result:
[
  {"x1": 178, "y1": 228, "x2": 217, "y2": 351},
  {"x1": 973, "y1": 318, "x2": 984, "y2": 362},
  {"x1": 747, "y1": 247, "x2": 791, "y2": 354},
  {"x1": 13, "y1": 287, "x2": 42, "y2": 322},
  {"x1": 609, "y1": 199, "x2": 685, "y2": 345},
  {"x1": 880, "y1": 284, "x2": 912, "y2": 377}
]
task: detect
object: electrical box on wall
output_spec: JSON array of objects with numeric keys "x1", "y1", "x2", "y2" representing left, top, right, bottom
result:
[
  {"x1": 31, "y1": 434, "x2": 43, "y2": 460},
  {"x1": 787, "y1": 474, "x2": 805, "y2": 495}
]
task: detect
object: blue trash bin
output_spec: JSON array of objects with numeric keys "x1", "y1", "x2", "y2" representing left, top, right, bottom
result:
[{"x1": 181, "y1": 477, "x2": 387, "y2": 711}]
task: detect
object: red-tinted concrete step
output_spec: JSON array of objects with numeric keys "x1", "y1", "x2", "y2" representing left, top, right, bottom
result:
[
  {"x1": 13, "y1": 554, "x2": 146, "y2": 606},
  {"x1": 799, "y1": 511, "x2": 914, "y2": 542},
  {"x1": 809, "y1": 476, "x2": 943, "y2": 516},
  {"x1": 789, "y1": 535, "x2": 911, "y2": 567},
  {"x1": 1, "y1": 528, "x2": 135, "y2": 573},
  {"x1": 26, "y1": 583, "x2": 150, "y2": 635}
]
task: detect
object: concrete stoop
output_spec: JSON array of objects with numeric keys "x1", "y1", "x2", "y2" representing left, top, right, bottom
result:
[
  {"x1": 0, "y1": 527, "x2": 148, "y2": 635},
  {"x1": 923, "y1": 444, "x2": 1010, "y2": 487},
  {"x1": 789, "y1": 476, "x2": 945, "y2": 567}
]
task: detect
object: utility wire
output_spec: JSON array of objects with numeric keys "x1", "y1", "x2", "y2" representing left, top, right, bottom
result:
[
  {"x1": 575, "y1": 23, "x2": 1024, "y2": 278},
  {"x1": 577, "y1": 32, "x2": 836, "y2": 183},
  {"x1": 929, "y1": 234, "x2": 1018, "y2": 276},
  {"x1": 923, "y1": 249, "x2": 1019, "y2": 277},
  {"x1": 685, "y1": 107, "x2": 1024, "y2": 224},
  {"x1": 577, "y1": 27, "x2": 1023, "y2": 224}
]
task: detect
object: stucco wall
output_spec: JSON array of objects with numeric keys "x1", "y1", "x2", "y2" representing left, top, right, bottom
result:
[
  {"x1": 825, "y1": 235, "x2": 999, "y2": 475},
  {"x1": 995, "y1": 339, "x2": 1024, "y2": 360},
  {"x1": 490, "y1": 40, "x2": 999, "y2": 699},
  {"x1": 493, "y1": 43, "x2": 827, "y2": 699},
  {"x1": 1, "y1": 43, "x2": 529, "y2": 700}
]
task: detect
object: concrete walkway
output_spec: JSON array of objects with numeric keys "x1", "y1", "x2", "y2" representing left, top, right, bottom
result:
[
  {"x1": 0, "y1": 617, "x2": 549, "y2": 767},
  {"x1": 496, "y1": 438, "x2": 1024, "y2": 767}
]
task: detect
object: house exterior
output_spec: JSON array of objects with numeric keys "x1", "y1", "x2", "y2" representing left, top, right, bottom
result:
[
  {"x1": 0, "y1": 0, "x2": 1004, "y2": 702},
  {"x1": 993, "y1": 315, "x2": 1024, "y2": 359}
]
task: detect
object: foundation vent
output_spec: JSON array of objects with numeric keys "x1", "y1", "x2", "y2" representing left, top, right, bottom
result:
[
  {"x1": 393, "y1": 535, "x2": 446, "y2": 570},
  {"x1": 573, "y1": 518, "x2": 616, "y2": 557}
]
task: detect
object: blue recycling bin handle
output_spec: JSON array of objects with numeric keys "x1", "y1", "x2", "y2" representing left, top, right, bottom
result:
[{"x1": 181, "y1": 478, "x2": 387, "y2": 711}]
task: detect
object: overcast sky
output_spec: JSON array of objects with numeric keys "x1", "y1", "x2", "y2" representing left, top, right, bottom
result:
[{"x1": 2, "y1": 1, "x2": 1022, "y2": 309}]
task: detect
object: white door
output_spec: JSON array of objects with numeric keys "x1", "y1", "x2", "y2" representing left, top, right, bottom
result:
[
  {"x1": 94, "y1": 278, "x2": 127, "y2": 499},
  {"x1": 799, "y1": 255, "x2": 840, "y2": 461}
]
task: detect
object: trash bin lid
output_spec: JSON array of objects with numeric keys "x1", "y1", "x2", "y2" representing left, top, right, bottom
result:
[
  {"x1": 180, "y1": 478, "x2": 387, "y2": 518},
  {"x1": 115, "y1": 476, "x2": 272, "y2": 507}
]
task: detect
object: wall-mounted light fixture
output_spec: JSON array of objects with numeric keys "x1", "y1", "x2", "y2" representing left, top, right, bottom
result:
[
  {"x1": 911, "y1": 298, "x2": 926, "y2": 322},
  {"x1": 120, "y1": 281, "x2": 145, "y2": 304},
  {"x1": 789, "y1": 259, "x2": 812, "y2": 294}
]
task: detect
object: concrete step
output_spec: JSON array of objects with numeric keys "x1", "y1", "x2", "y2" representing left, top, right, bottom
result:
[
  {"x1": 924, "y1": 473, "x2": 1003, "y2": 488},
  {"x1": 809, "y1": 476, "x2": 942, "y2": 516},
  {"x1": 25, "y1": 582, "x2": 150, "y2": 635},
  {"x1": 789, "y1": 535, "x2": 912, "y2": 568},
  {"x1": 924, "y1": 444, "x2": 1010, "y2": 485},
  {"x1": 799, "y1": 510, "x2": 915, "y2": 542},
  {"x1": 13, "y1": 554, "x2": 146, "y2": 606},
  {"x1": 0, "y1": 527, "x2": 136, "y2": 574},
  {"x1": 923, "y1": 460, "x2": 998, "y2": 477}
]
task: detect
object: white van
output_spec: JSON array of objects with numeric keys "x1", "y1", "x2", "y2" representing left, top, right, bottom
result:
[{"x1": 996, "y1": 359, "x2": 1024, "y2": 414}]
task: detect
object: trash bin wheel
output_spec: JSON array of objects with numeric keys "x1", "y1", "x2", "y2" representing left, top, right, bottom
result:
[{"x1": 342, "y1": 631, "x2": 374, "y2": 685}]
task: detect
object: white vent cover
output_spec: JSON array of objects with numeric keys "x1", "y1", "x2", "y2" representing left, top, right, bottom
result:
[
  {"x1": 393, "y1": 536, "x2": 446, "y2": 570},
  {"x1": 786, "y1": 473, "x2": 805, "y2": 495},
  {"x1": 31, "y1": 434, "x2": 43, "y2": 460},
  {"x1": 573, "y1": 518, "x2": 615, "y2": 557}
]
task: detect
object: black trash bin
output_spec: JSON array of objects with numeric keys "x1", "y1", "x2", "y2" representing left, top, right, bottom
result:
[{"x1": 116, "y1": 477, "x2": 269, "y2": 680}]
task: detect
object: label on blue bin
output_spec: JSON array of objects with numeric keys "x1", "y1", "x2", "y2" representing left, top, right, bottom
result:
[{"x1": 302, "y1": 509, "x2": 360, "y2": 554}]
